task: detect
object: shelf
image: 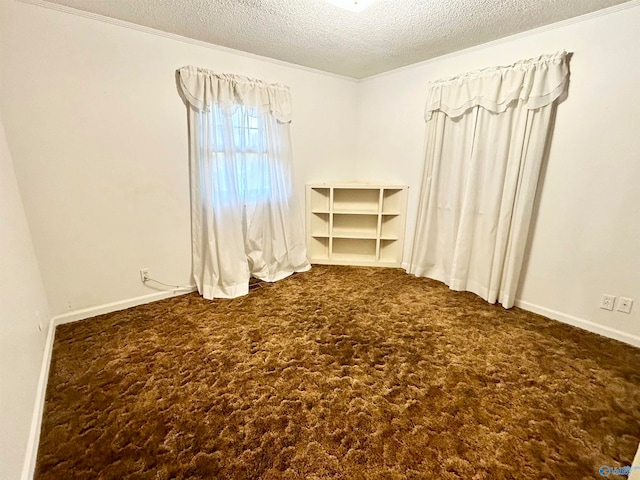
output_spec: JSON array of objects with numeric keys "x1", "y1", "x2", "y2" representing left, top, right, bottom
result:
[
  {"x1": 379, "y1": 239, "x2": 401, "y2": 264},
  {"x1": 333, "y1": 188, "x2": 380, "y2": 213},
  {"x1": 382, "y1": 189, "x2": 404, "y2": 215},
  {"x1": 309, "y1": 236, "x2": 329, "y2": 260},
  {"x1": 310, "y1": 188, "x2": 330, "y2": 212},
  {"x1": 332, "y1": 209, "x2": 379, "y2": 215},
  {"x1": 306, "y1": 183, "x2": 407, "y2": 267},
  {"x1": 333, "y1": 214, "x2": 377, "y2": 239},
  {"x1": 381, "y1": 215, "x2": 401, "y2": 240},
  {"x1": 310, "y1": 212, "x2": 330, "y2": 237},
  {"x1": 332, "y1": 238, "x2": 377, "y2": 260},
  {"x1": 333, "y1": 233, "x2": 377, "y2": 239}
]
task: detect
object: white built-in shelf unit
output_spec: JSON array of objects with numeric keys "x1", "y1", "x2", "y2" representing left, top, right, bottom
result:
[{"x1": 306, "y1": 183, "x2": 408, "y2": 267}]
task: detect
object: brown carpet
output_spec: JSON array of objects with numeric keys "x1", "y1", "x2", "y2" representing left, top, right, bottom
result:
[{"x1": 36, "y1": 266, "x2": 640, "y2": 479}]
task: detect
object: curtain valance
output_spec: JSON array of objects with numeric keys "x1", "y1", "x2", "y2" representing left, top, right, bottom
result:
[
  {"x1": 424, "y1": 51, "x2": 569, "y2": 120},
  {"x1": 178, "y1": 66, "x2": 293, "y2": 123}
]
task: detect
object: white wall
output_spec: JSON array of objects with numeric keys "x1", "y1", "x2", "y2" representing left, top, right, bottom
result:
[
  {"x1": 0, "y1": 5, "x2": 52, "y2": 478},
  {"x1": 2, "y1": 1, "x2": 639, "y2": 345},
  {"x1": 0, "y1": 112, "x2": 51, "y2": 478},
  {"x1": 0, "y1": 0, "x2": 359, "y2": 316},
  {"x1": 356, "y1": 4, "x2": 640, "y2": 341}
]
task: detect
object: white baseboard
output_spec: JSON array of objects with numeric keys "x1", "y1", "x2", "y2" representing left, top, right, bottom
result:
[
  {"x1": 21, "y1": 317, "x2": 56, "y2": 480},
  {"x1": 629, "y1": 442, "x2": 640, "y2": 480},
  {"x1": 21, "y1": 286, "x2": 196, "y2": 479},
  {"x1": 514, "y1": 299, "x2": 640, "y2": 348},
  {"x1": 51, "y1": 287, "x2": 197, "y2": 325},
  {"x1": 403, "y1": 266, "x2": 639, "y2": 347}
]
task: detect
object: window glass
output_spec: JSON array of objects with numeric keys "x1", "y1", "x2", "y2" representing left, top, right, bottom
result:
[{"x1": 208, "y1": 106, "x2": 271, "y2": 202}]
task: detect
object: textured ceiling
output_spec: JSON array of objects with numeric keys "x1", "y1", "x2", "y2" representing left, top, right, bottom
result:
[{"x1": 40, "y1": 0, "x2": 632, "y2": 78}]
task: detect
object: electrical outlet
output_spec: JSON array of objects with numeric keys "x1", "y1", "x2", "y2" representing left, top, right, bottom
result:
[
  {"x1": 600, "y1": 294, "x2": 616, "y2": 311},
  {"x1": 140, "y1": 268, "x2": 150, "y2": 282},
  {"x1": 617, "y1": 297, "x2": 633, "y2": 314}
]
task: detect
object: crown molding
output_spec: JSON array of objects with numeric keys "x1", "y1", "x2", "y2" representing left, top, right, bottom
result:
[
  {"x1": 13, "y1": 0, "x2": 640, "y2": 82},
  {"x1": 14, "y1": 0, "x2": 358, "y2": 83},
  {"x1": 362, "y1": 0, "x2": 640, "y2": 81}
]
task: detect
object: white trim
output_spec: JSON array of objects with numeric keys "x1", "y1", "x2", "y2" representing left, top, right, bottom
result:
[
  {"x1": 15, "y1": 0, "x2": 357, "y2": 83},
  {"x1": 51, "y1": 288, "x2": 196, "y2": 325},
  {"x1": 20, "y1": 287, "x2": 196, "y2": 479},
  {"x1": 361, "y1": 0, "x2": 640, "y2": 81},
  {"x1": 20, "y1": 319, "x2": 56, "y2": 480},
  {"x1": 630, "y1": 443, "x2": 640, "y2": 480},
  {"x1": 16, "y1": 0, "x2": 640, "y2": 82},
  {"x1": 403, "y1": 265, "x2": 640, "y2": 348},
  {"x1": 514, "y1": 299, "x2": 640, "y2": 349}
]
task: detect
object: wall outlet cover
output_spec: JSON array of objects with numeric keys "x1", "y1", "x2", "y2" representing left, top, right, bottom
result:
[
  {"x1": 617, "y1": 297, "x2": 633, "y2": 314},
  {"x1": 600, "y1": 294, "x2": 616, "y2": 311},
  {"x1": 140, "y1": 268, "x2": 150, "y2": 282}
]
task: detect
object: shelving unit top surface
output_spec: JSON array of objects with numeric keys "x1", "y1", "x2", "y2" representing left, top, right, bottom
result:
[
  {"x1": 308, "y1": 183, "x2": 407, "y2": 189},
  {"x1": 332, "y1": 209, "x2": 379, "y2": 214}
]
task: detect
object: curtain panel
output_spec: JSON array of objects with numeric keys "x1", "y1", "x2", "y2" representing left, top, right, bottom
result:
[
  {"x1": 408, "y1": 52, "x2": 569, "y2": 308},
  {"x1": 178, "y1": 67, "x2": 310, "y2": 299}
]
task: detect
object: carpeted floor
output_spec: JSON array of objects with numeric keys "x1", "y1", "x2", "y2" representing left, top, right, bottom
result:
[{"x1": 36, "y1": 266, "x2": 640, "y2": 479}]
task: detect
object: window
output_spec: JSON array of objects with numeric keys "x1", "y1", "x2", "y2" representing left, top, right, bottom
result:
[{"x1": 205, "y1": 105, "x2": 272, "y2": 203}]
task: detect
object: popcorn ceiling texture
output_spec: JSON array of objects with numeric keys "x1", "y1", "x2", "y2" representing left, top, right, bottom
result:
[
  {"x1": 40, "y1": 0, "x2": 631, "y2": 78},
  {"x1": 36, "y1": 266, "x2": 640, "y2": 479}
]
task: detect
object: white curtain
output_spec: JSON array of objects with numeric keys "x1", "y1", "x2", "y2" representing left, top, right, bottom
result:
[
  {"x1": 408, "y1": 52, "x2": 569, "y2": 308},
  {"x1": 178, "y1": 66, "x2": 310, "y2": 299}
]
